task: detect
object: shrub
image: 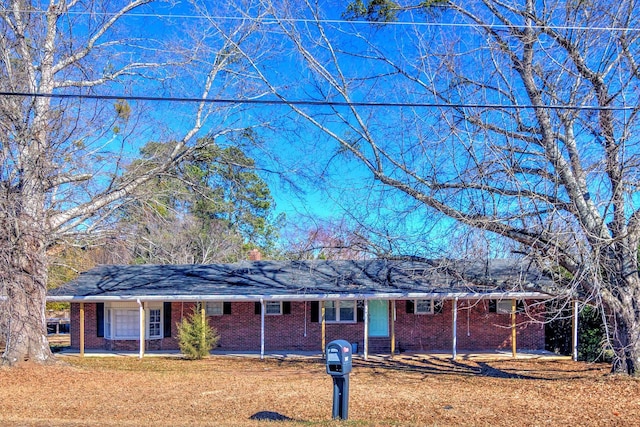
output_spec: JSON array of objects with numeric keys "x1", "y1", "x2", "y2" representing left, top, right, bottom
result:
[
  {"x1": 177, "y1": 303, "x2": 219, "y2": 359},
  {"x1": 578, "y1": 305, "x2": 611, "y2": 363},
  {"x1": 545, "y1": 302, "x2": 611, "y2": 362}
]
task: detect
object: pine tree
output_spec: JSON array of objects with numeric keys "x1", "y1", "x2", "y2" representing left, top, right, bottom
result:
[{"x1": 177, "y1": 304, "x2": 219, "y2": 359}]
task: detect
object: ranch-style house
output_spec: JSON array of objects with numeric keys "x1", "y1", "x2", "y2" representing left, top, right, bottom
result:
[{"x1": 47, "y1": 257, "x2": 557, "y2": 359}]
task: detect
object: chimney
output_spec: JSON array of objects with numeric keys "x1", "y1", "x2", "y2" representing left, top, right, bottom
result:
[{"x1": 248, "y1": 248, "x2": 262, "y2": 261}]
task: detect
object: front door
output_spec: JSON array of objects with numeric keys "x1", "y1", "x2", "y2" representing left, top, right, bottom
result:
[{"x1": 368, "y1": 300, "x2": 389, "y2": 337}]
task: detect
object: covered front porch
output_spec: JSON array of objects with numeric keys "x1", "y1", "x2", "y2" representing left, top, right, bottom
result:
[
  {"x1": 66, "y1": 293, "x2": 571, "y2": 361},
  {"x1": 49, "y1": 259, "x2": 566, "y2": 360}
]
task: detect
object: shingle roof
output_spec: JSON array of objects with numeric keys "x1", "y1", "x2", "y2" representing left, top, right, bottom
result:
[{"x1": 48, "y1": 258, "x2": 554, "y2": 302}]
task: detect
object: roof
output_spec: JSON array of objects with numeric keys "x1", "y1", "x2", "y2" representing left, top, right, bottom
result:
[{"x1": 47, "y1": 258, "x2": 555, "y2": 302}]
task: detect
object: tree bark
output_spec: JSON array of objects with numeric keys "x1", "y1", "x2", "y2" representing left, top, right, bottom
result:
[
  {"x1": 1, "y1": 203, "x2": 53, "y2": 365},
  {"x1": 2, "y1": 279, "x2": 53, "y2": 365},
  {"x1": 605, "y1": 271, "x2": 640, "y2": 375},
  {"x1": 611, "y1": 312, "x2": 640, "y2": 375}
]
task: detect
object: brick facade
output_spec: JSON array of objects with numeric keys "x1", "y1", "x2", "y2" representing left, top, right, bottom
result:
[{"x1": 70, "y1": 299, "x2": 545, "y2": 353}]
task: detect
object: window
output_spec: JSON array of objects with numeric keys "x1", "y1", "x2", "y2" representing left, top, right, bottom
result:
[
  {"x1": 415, "y1": 299, "x2": 434, "y2": 314},
  {"x1": 324, "y1": 301, "x2": 356, "y2": 323},
  {"x1": 339, "y1": 301, "x2": 355, "y2": 321},
  {"x1": 489, "y1": 299, "x2": 524, "y2": 314},
  {"x1": 265, "y1": 301, "x2": 282, "y2": 315},
  {"x1": 114, "y1": 309, "x2": 139, "y2": 339},
  {"x1": 206, "y1": 302, "x2": 224, "y2": 316},
  {"x1": 496, "y1": 300, "x2": 516, "y2": 314},
  {"x1": 148, "y1": 309, "x2": 161, "y2": 338},
  {"x1": 325, "y1": 301, "x2": 337, "y2": 321},
  {"x1": 103, "y1": 303, "x2": 163, "y2": 340}
]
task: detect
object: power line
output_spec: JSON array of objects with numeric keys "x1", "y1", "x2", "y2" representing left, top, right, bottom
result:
[
  {"x1": 0, "y1": 8, "x2": 639, "y2": 33},
  {"x1": 0, "y1": 91, "x2": 635, "y2": 111}
]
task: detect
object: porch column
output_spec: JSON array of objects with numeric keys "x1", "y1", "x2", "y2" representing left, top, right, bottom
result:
[
  {"x1": 364, "y1": 299, "x2": 369, "y2": 361},
  {"x1": 572, "y1": 300, "x2": 579, "y2": 361},
  {"x1": 321, "y1": 301, "x2": 326, "y2": 358},
  {"x1": 511, "y1": 299, "x2": 517, "y2": 358},
  {"x1": 452, "y1": 297, "x2": 458, "y2": 360},
  {"x1": 390, "y1": 300, "x2": 396, "y2": 358},
  {"x1": 138, "y1": 300, "x2": 145, "y2": 359},
  {"x1": 260, "y1": 299, "x2": 265, "y2": 360},
  {"x1": 79, "y1": 302, "x2": 85, "y2": 358}
]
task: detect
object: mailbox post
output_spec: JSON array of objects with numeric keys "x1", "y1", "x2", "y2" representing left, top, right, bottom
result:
[{"x1": 326, "y1": 339, "x2": 352, "y2": 420}]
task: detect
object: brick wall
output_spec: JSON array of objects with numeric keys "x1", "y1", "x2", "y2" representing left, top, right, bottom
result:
[
  {"x1": 394, "y1": 300, "x2": 545, "y2": 352},
  {"x1": 70, "y1": 302, "x2": 106, "y2": 349},
  {"x1": 70, "y1": 299, "x2": 545, "y2": 353},
  {"x1": 206, "y1": 301, "x2": 365, "y2": 351}
]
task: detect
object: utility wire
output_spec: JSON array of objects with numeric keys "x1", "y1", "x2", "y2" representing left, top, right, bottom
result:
[
  {"x1": 0, "y1": 91, "x2": 636, "y2": 111},
  {"x1": 0, "y1": 8, "x2": 639, "y2": 32}
]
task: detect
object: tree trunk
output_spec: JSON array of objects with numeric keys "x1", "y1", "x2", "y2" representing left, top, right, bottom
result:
[
  {"x1": 598, "y1": 246, "x2": 640, "y2": 375},
  {"x1": 2, "y1": 279, "x2": 53, "y2": 365},
  {"x1": 611, "y1": 311, "x2": 640, "y2": 376},
  {"x1": 1, "y1": 201, "x2": 53, "y2": 365}
]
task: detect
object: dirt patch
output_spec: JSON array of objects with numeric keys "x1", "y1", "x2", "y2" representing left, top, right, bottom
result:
[{"x1": 0, "y1": 355, "x2": 638, "y2": 426}]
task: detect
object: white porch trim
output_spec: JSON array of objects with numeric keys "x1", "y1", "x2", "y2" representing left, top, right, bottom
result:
[
  {"x1": 364, "y1": 299, "x2": 369, "y2": 360},
  {"x1": 452, "y1": 297, "x2": 458, "y2": 360},
  {"x1": 137, "y1": 299, "x2": 145, "y2": 359},
  {"x1": 260, "y1": 298, "x2": 265, "y2": 360}
]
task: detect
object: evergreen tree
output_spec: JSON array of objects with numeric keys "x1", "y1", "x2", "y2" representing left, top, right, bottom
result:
[
  {"x1": 177, "y1": 304, "x2": 219, "y2": 360},
  {"x1": 119, "y1": 136, "x2": 279, "y2": 263}
]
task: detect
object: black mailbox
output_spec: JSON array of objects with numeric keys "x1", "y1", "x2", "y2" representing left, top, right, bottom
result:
[
  {"x1": 326, "y1": 339, "x2": 352, "y2": 420},
  {"x1": 326, "y1": 339, "x2": 352, "y2": 375}
]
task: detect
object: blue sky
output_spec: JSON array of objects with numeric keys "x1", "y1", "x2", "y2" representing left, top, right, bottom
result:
[
  {"x1": 49, "y1": 0, "x2": 636, "y2": 260},
  {"x1": 100, "y1": 1, "x2": 503, "y2": 257}
]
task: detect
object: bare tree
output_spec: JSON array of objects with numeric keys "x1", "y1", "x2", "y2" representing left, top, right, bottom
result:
[
  {"x1": 242, "y1": 0, "x2": 640, "y2": 373},
  {"x1": 279, "y1": 217, "x2": 374, "y2": 260},
  {"x1": 126, "y1": 212, "x2": 246, "y2": 264},
  {"x1": 0, "y1": 0, "x2": 266, "y2": 364}
]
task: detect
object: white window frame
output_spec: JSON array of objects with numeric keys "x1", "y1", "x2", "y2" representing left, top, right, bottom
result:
[
  {"x1": 206, "y1": 301, "x2": 224, "y2": 316},
  {"x1": 105, "y1": 308, "x2": 112, "y2": 338},
  {"x1": 104, "y1": 302, "x2": 163, "y2": 340},
  {"x1": 265, "y1": 301, "x2": 283, "y2": 315},
  {"x1": 324, "y1": 300, "x2": 356, "y2": 323},
  {"x1": 415, "y1": 299, "x2": 435, "y2": 315},
  {"x1": 148, "y1": 308, "x2": 162, "y2": 339}
]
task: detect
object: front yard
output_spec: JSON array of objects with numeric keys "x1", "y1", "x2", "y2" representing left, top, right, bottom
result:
[{"x1": 0, "y1": 354, "x2": 638, "y2": 426}]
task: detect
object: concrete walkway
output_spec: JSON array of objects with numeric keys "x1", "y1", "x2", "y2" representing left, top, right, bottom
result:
[
  {"x1": 49, "y1": 333, "x2": 571, "y2": 361},
  {"x1": 57, "y1": 348, "x2": 570, "y2": 361}
]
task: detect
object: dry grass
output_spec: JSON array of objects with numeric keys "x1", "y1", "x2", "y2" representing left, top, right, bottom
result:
[{"x1": 0, "y1": 354, "x2": 639, "y2": 426}]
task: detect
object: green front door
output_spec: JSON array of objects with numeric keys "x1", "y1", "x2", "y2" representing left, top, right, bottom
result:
[{"x1": 368, "y1": 300, "x2": 389, "y2": 337}]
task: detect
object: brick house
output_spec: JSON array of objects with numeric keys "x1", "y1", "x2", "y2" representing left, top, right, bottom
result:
[{"x1": 47, "y1": 258, "x2": 553, "y2": 358}]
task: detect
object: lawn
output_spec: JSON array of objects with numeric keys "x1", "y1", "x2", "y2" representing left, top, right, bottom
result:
[{"x1": 0, "y1": 354, "x2": 638, "y2": 426}]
